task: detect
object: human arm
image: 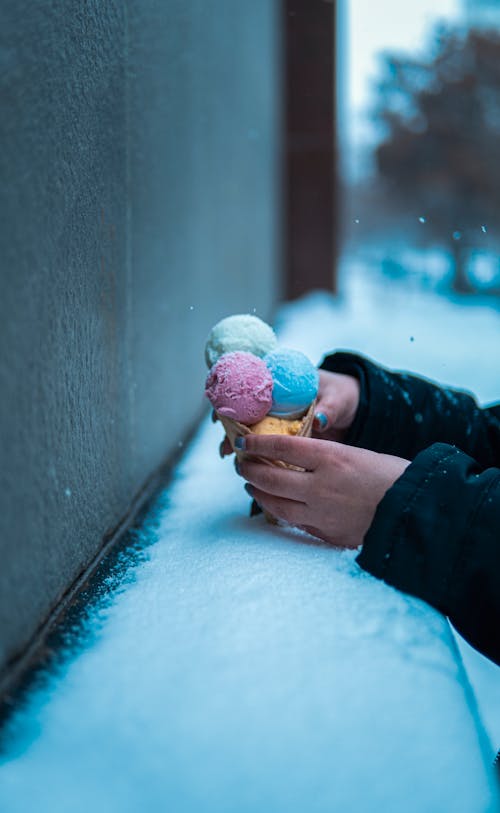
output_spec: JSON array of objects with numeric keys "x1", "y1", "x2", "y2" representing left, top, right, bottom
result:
[
  {"x1": 320, "y1": 351, "x2": 500, "y2": 466},
  {"x1": 236, "y1": 433, "x2": 409, "y2": 549},
  {"x1": 358, "y1": 442, "x2": 500, "y2": 666},
  {"x1": 237, "y1": 432, "x2": 500, "y2": 665}
]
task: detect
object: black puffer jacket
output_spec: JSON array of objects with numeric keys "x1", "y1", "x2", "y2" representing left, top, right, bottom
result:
[{"x1": 320, "y1": 351, "x2": 500, "y2": 667}]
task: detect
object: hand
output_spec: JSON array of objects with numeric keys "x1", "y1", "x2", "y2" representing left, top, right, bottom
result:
[
  {"x1": 312, "y1": 370, "x2": 360, "y2": 441},
  {"x1": 216, "y1": 368, "x2": 361, "y2": 457},
  {"x1": 237, "y1": 434, "x2": 410, "y2": 548}
]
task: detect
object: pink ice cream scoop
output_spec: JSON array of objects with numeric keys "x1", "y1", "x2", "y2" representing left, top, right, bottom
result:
[{"x1": 205, "y1": 351, "x2": 273, "y2": 424}]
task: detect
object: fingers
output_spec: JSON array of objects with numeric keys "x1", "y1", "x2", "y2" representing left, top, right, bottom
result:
[
  {"x1": 313, "y1": 410, "x2": 330, "y2": 433},
  {"x1": 314, "y1": 370, "x2": 361, "y2": 436},
  {"x1": 219, "y1": 436, "x2": 233, "y2": 458},
  {"x1": 297, "y1": 524, "x2": 325, "y2": 540},
  {"x1": 314, "y1": 371, "x2": 337, "y2": 432},
  {"x1": 311, "y1": 424, "x2": 346, "y2": 443},
  {"x1": 239, "y1": 457, "x2": 310, "y2": 502},
  {"x1": 248, "y1": 486, "x2": 308, "y2": 527},
  {"x1": 237, "y1": 433, "x2": 324, "y2": 471},
  {"x1": 313, "y1": 394, "x2": 337, "y2": 433}
]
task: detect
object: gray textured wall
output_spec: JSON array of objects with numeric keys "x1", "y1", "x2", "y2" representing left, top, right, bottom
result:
[{"x1": 0, "y1": 0, "x2": 281, "y2": 681}]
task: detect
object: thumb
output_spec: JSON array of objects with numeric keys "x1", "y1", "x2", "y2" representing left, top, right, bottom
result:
[{"x1": 313, "y1": 407, "x2": 331, "y2": 433}]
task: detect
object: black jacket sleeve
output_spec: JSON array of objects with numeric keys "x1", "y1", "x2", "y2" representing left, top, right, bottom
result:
[
  {"x1": 320, "y1": 351, "x2": 500, "y2": 466},
  {"x1": 358, "y1": 443, "x2": 500, "y2": 665},
  {"x1": 320, "y1": 351, "x2": 500, "y2": 665}
]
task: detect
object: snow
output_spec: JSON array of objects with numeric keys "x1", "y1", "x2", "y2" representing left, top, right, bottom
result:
[
  {"x1": 0, "y1": 261, "x2": 499, "y2": 812},
  {"x1": 279, "y1": 256, "x2": 500, "y2": 756}
]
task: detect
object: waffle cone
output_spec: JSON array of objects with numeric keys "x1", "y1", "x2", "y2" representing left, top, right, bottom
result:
[{"x1": 217, "y1": 400, "x2": 317, "y2": 523}]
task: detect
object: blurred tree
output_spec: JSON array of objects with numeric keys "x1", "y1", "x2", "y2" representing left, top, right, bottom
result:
[{"x1": 374, "y1": 27, "x2": 500, "y2": 293}]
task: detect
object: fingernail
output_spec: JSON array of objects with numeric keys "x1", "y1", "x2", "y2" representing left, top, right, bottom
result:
[
  {"x1": 244, "y1": 483, "x2": 253, "y2": 496},
  {"x1": 211, "y1": 410, "x2": 218, "y2": 423},
  {"x1": 250, "y1": 499, "x2": 262, "y2": 517},
  {"x1": 314, "y1": 412, "x2": 328, "y2": 431},
  {"x1": 234, "y1": 458, "x2": 241, "y2": 475},
  {"x1": 234, "y1": 436, "x2": 246, "y2": 451},
  {"x1": 219, "y1": 442, "x2": 225, "y2": 459}
]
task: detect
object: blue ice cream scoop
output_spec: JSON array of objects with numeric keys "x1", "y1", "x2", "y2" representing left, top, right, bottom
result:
[{"x1": 264, "y1": 349, "x2": 319, "y2": 419}]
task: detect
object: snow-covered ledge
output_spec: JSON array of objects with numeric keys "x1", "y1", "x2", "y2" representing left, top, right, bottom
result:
[
  {"x1": 0, "y1": 413, "x2": 496, "y2": 811},
  {"x1": 1, "y1": 272, "x2": 498, "y2": 811},
  {"x1": 145, "y1": 418, "x2": 497, "y2": 811}
]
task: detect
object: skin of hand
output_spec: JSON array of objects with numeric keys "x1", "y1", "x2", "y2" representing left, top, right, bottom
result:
[
  {"x1": 235, "y1": 434, "x2": 410, "y2": 549},
  {"x1": 312, "y1": 369, "x2": 360, "y2": 440},
  {"x1": 216, "y1": 368, "x2": 361, "y2": 457}
]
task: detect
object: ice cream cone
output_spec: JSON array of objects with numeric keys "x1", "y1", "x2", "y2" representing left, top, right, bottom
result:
[{"x1": 217, "y1": 399, "x2": 317, "y2": 523}]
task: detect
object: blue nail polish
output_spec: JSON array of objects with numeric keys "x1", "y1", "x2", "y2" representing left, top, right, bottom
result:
[
  {"x1": 250, "y1": 499, "x2": 262, "y2": 517},
  {"x1": 244, "y1": 483, "x2": 253, "y2": 496},
  {"x1": 234, "y1": 436, "x2": 246, "y2": 451},
  {"x1": 234, "y1": 458, "x2": 241, "y2": 475},
  {"x1": 314, "y1": 412, "x2": 328, "y2": 430}
]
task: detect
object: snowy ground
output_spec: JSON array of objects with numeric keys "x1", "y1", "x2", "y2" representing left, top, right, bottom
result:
[{"x1": 0, "y1": 261, "x2": 499, "y2": 812}]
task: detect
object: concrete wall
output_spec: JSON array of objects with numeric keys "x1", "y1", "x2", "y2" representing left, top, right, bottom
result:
[{"x1": 0, "y1": 0, "x2": 281, "y2": 683}]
